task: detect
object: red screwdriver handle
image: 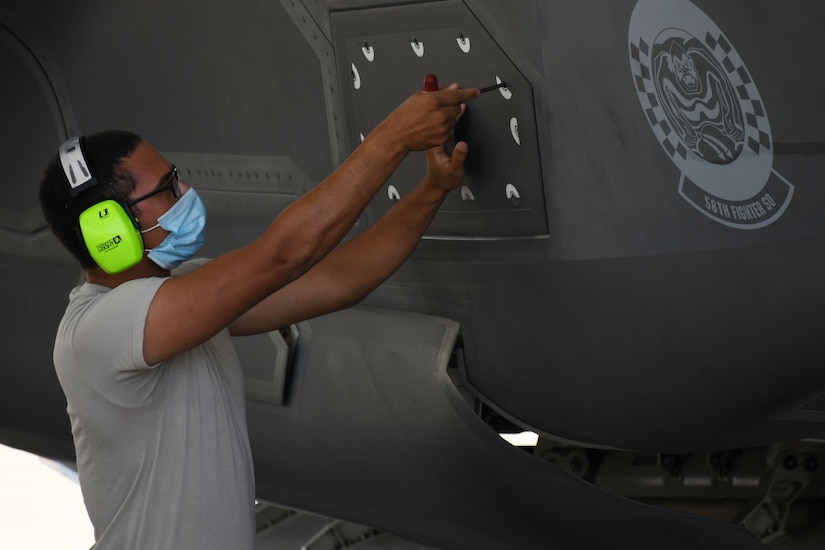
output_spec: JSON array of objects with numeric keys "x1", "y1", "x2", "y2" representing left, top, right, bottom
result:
[{"x1": 424, "y1": 73, "x2": 439, "y2": 92}]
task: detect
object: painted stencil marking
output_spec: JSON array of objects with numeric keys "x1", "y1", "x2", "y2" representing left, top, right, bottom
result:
[{"x1": 629, "y1": 0, "x2": 793, "y2": 229}]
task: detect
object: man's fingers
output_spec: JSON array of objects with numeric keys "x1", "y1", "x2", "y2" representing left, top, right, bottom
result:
[
  {"x1": 426, "y1": 139, "x2": 467, "y2": 168},
  {"x1": 429, "y1": 86, "x2": 480, "y2": 105},
  {"x1": 455, "y1": 102, "x2": 468, "y2": 123},
  {"x1": 426, "y1": 142, "x2": 448, "y2": 163},
  {"x1": 450, "y1": 141, "x2": 469, "y2": 168},
  {"x1": 451, "y1": 87, "x2": 481, "y2": 103},
  {"x1": 434, "y1": 85, "x2": 476, "y2": 127}
]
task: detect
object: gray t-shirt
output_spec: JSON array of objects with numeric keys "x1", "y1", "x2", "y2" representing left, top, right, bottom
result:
[{"x1": 53, "y1": 260, "x2": 255, "y2": 549}]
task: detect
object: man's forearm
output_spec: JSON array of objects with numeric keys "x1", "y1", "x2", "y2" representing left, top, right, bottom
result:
[
  {"x1": 226, "y1": 176, "x2": 452, "y2": 337},
  {"x1": 257, "y1": 124, "x2": 409, "y2": 277},
  {"x1": 320, "y1": 177, "x2": 450, "y2": 302}
]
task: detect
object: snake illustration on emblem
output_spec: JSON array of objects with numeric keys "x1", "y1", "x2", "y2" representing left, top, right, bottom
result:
[{"x1": 629, "y1": 0, "x2": 793, "y2": 229}]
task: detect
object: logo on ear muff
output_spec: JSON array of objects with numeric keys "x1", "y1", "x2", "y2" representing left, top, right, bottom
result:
[{"x1": 59, "y1": 137, "x2": 145, "y2": 274}]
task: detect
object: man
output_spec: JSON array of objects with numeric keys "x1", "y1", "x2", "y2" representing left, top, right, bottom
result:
[{"x1": 39, "y1": 83, "x2": 479, "y2": 549}]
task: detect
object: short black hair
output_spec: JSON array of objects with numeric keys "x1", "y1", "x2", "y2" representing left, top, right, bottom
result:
[{"x1": 39, "y1": 130, "x2": 143, "y2": 269}]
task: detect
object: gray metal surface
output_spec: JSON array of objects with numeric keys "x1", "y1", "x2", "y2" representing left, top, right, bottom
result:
[
  {"x1": 332, "y1": 1, "x2": 547, "y2": 238},
  {"x1": 2, "y1": 0, "x2": 825, "y2": 547},
  {"x1": 248, "y1": 307, "x2": 763, "y2": 549}
]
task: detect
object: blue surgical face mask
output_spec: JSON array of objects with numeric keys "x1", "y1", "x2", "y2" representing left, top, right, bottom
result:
[{"x1": 141, "y1": 188, "x2": 207, "y2": 270}]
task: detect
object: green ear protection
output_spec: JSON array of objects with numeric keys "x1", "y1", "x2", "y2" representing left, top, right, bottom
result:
[{"x1": 59, "y1": 137, "x2": 144, "y2": 274}]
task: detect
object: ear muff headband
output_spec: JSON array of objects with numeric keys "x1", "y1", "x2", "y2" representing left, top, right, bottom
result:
[{"x1": 58, "y1": 136, "x2": 144, "y2": 274}]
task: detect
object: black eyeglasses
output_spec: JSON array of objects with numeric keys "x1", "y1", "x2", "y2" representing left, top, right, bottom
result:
[{"x1": 126, "y1": 166, "x2": 181, "y2": 212}]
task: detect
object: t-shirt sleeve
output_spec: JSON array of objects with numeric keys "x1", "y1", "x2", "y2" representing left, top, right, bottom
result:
[
  {"x1": 66, "y1": 259, "x2": 213, "y2": 406},
  {"x1": 70, "y1": 277, "x2": 166, "y2": 406}
]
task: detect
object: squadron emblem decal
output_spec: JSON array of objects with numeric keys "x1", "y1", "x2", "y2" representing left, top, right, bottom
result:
[{"x1": 629, "y1": 0, "x2": 793, "y2": 229}]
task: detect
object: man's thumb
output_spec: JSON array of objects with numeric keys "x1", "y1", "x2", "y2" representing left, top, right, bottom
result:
[{"x1": 451, "y1": 141, "x2": 469, "y2": 166}]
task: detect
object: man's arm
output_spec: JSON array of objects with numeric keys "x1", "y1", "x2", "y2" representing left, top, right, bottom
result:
[
  {"x1": 142, "y1": 85, "x2": 479, "y2": 365},
  {"x1": 228, "y1": 140, "x2": 468, "y2": 336}
]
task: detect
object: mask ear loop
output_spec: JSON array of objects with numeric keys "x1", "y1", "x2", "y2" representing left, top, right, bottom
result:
[
  {"x1": 136, "y1": 178, "x2": 188, "y2": 236},
  {"x1": 140, "y1": 187, "x2": 191, "y2": 252}
]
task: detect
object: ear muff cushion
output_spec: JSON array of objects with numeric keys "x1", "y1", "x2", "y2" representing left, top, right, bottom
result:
[{"x1": 78, "y1": 200, "x2": 144, "y2": 274}]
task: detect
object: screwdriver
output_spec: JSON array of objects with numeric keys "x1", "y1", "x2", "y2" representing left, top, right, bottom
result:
[
  {"x1": 424, "y1": 74, "x2": 439, "y2": 91},
  {"x1": 479, "y1": 81, "x2": 507, "y2": 94}
]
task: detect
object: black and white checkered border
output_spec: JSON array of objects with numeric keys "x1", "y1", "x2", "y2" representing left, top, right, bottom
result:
[
  {"x1": 703, "y1": 32, "x2": 771, "y2": 155},
  {"x1": 630, "y1": 37, "x2": 688, "y2": 162}
]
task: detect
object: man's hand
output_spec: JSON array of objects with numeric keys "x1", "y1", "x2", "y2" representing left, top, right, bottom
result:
[
  {"x1": 378, "y1": 83, "x2": 479, "y2": 153},
  {"x1": 423, "y1": 139, "x2": 469, "y2": 193}
]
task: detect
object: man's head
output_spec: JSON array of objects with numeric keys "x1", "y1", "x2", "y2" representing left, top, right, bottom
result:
[
  {"x1": 39, "y1": 131, "x2": 143, "y2": 269},
  {"x1": 41, "y1": 131, "x2": 205, "y2": 277}
]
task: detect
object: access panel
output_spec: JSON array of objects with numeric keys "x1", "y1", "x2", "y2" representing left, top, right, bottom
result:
[{"x1": 331, "y1": 0, "x2": 548, "y2": 239}]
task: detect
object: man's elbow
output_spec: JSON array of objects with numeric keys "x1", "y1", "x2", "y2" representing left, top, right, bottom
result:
[
  {"x1": 342, "y1": 279, "x2": 379, "y2": 310},
  {"x1": 275, "y1": 256, "x2": 312, "y2": 287},
  {"x1": 267, "y1": 238, "x2": 325, "y2": 285}
]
